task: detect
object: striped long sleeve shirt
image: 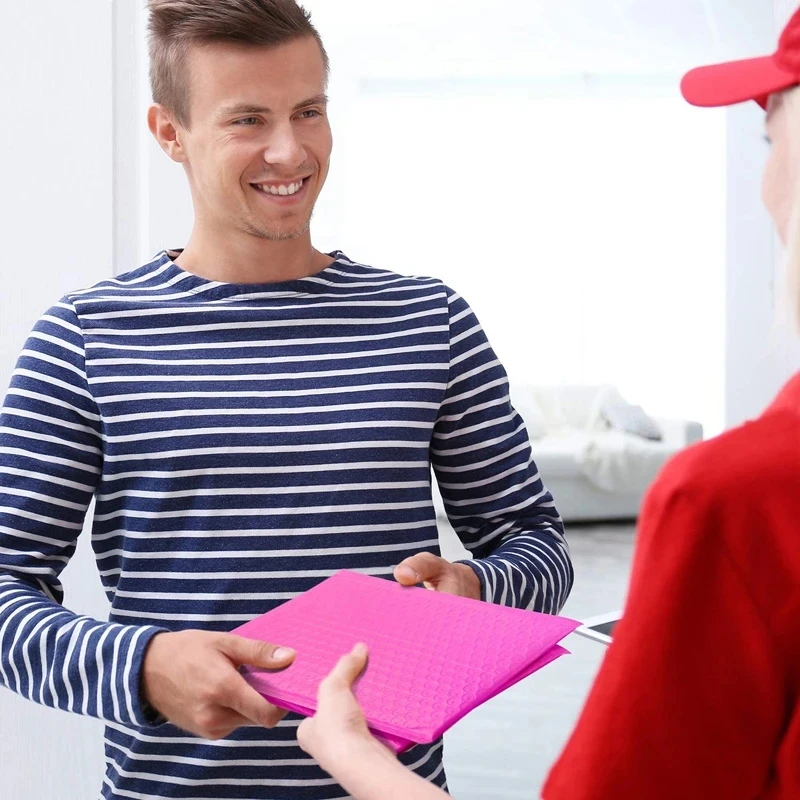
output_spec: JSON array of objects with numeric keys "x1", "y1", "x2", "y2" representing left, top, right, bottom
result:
[{"x1": 0, "y1": 250, "x2": 573, "y2": 799}]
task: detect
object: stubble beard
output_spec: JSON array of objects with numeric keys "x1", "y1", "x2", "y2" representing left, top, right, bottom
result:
[{"x1": 243, "y1": 207, "x2": 314, "y2": 242}]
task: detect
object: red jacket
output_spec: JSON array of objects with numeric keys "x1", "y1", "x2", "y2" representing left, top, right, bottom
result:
[{"x1": 544, "y1": 374, "x2": 800, "y2": 800}]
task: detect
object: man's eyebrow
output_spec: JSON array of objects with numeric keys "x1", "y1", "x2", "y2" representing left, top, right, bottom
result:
[
  {"x1": 217, "y1": 94, "x2": 329, "y2": 118},
  {"x1": 294, "y1": 93, "x2": 328, "y2": 110}
]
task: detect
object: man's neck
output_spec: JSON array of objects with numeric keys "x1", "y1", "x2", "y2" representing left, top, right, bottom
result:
[{"x1": 171, "y1": 229, "x2": 334, "y2": 285}]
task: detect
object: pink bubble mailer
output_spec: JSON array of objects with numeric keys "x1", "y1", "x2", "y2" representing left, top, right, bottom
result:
[{"x1": 234, "y1": 569, "x2": 579, "y2": 753}]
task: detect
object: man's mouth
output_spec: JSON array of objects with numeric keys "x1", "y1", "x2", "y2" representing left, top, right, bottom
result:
[{"x1": 251, "y1": 178, "x2": 307, "y2": 197}]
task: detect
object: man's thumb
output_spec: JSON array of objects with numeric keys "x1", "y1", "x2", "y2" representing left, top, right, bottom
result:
[
  {"x1": 221, "y1": 634, "x2": 296, "y2": 669},
  {"x1": 394, "y1": 552, "x2": 445, "y2": 585}
]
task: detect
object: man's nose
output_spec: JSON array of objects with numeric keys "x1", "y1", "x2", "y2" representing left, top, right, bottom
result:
[{"x1": 262, "y1": 121, "x2": 305, "y2": 170}]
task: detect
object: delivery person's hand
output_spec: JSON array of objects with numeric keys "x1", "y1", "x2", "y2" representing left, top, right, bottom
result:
[
  {"x1": 297, "y1": 643, "x2": 380, "y2": 769},
  {"x1": 299, "y1": 643, "x2": 449, "y2": 799}
]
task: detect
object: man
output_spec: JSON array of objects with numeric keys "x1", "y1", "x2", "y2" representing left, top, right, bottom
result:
[{"x1": 0, "y1": 1, "x2": 573, "y2": 798}]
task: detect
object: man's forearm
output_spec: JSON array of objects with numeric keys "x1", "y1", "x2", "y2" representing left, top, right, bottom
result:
[
  {"x1": 0, "y1": 574, "x2": 165, "y2": 725},
  {"x1": 460, "y1": 526, "x2": 573, "y2": 614}
]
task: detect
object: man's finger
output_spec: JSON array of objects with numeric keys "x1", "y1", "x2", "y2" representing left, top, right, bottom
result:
[
  {"x1": 393, "y1": 552, "x2": 447, "y2": 585},
  {"x1": 224, "y1": 679, "x2": 289, "y2": 729},
  {"x1": 320, "y1": 643, "x2": 369, "y2": 693},
  {"x1": 204, "y1": 708, "x2": 253, "y2": 737},
  {"x1": 219, "y1": 634, "x2": 296, "y2": 670}
]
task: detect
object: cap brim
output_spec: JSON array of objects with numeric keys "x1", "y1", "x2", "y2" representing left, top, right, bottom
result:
[{"x1": 681, "y1": 55, "x2": 797, "y2": 110}]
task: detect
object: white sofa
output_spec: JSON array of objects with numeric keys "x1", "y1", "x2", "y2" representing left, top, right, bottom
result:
[{"x1": 434, "y1": 384, "x2": 703, "y2": 524}]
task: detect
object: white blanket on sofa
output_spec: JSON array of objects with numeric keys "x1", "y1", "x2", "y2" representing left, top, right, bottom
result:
[{"x1": 575, "y1": 429, "x2": 669, "y2": 494}]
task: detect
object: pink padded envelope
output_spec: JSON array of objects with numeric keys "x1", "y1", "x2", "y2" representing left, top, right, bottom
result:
[{"x1": 234, "y1": 570, "x2": 579, "y2": 753}]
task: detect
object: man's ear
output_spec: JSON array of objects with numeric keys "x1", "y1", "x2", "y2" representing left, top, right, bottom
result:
[{"x1": 147, "y1": 103, "x2": 187, "y2": 163}]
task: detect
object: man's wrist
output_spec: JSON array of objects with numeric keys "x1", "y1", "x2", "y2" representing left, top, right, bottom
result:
[
  {"x1": 454, "y1": 562, "x2": 483, "y2": 601},
  {"x1": 139, "y1": 631, "x2": 169, "y2": 725}
]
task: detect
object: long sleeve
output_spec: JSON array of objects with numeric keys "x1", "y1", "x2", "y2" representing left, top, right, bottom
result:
[
  {"x1": 430, "y1": 289, "x2": 573, "y2": 614},
  {"x1": 542, "y1": 447, "x2": 788, "y2": 800},
  {"x1": 0, "y1": 300, "x2": 164, "y2": 726}
]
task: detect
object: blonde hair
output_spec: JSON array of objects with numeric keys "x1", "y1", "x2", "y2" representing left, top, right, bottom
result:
[{"x1": 774, "y1": 86, "x2": 800, "y2": 332}]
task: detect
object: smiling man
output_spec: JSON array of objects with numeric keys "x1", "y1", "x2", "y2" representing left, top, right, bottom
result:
[{"x1": 0, "y1": 1, "x2": 573, "y2": 799}]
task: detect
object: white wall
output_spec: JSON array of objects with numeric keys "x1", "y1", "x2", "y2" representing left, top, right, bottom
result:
[
  {"x1": 334, "y1": 80, "x2": 728, "y2": 434},
  {"x1": 0, "y1": 1, "x2": 113, "y2": 795}
]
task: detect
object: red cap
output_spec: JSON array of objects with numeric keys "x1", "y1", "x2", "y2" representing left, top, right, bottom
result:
[{"x1": 681, "y1": 8, "x2": 800, "y2": 109}]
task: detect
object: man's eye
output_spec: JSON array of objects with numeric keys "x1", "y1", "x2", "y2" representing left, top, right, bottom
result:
[
  {"x1": 234, "y1": 117, "x2": 259, "y2": 126},
  {"x1": 298, "y1": 109, "x2": 321, "y2": 119}
]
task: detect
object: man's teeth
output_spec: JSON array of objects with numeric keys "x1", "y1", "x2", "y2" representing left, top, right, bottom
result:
[{"x1": 256, "y1": 180, "x2": 304, "y2": 196}]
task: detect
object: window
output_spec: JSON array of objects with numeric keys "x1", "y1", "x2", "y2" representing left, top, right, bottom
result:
[{"x1": 331, "y1": 79, "x2": 726, "y2": 435}]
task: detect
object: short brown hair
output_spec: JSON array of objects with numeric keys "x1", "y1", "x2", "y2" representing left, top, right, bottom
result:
[{"x1": 147, "y1": 0, "x2": 329, "y2": 128}]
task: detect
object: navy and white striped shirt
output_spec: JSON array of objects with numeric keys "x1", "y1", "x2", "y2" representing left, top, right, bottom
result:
[{"x1": 0, "y1": 250, "x2": 573, "y2": 799}]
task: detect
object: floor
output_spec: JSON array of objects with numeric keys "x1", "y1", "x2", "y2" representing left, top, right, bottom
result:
[{"x1": 438, "y1": 520, "x2": 638, "y2": 799}]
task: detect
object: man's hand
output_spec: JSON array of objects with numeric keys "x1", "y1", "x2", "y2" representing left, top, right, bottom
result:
[
  {"x1": 141, "y1": 630, "x2": 296, "y2": 740},
  {"x1": 393, "y1": 552, "x2": 482, "y2": 600}
]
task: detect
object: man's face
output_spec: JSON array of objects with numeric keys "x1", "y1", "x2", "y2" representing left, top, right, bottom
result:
[{"x1": 176, "y1": 37, "x2": 332, "y2": 242}]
